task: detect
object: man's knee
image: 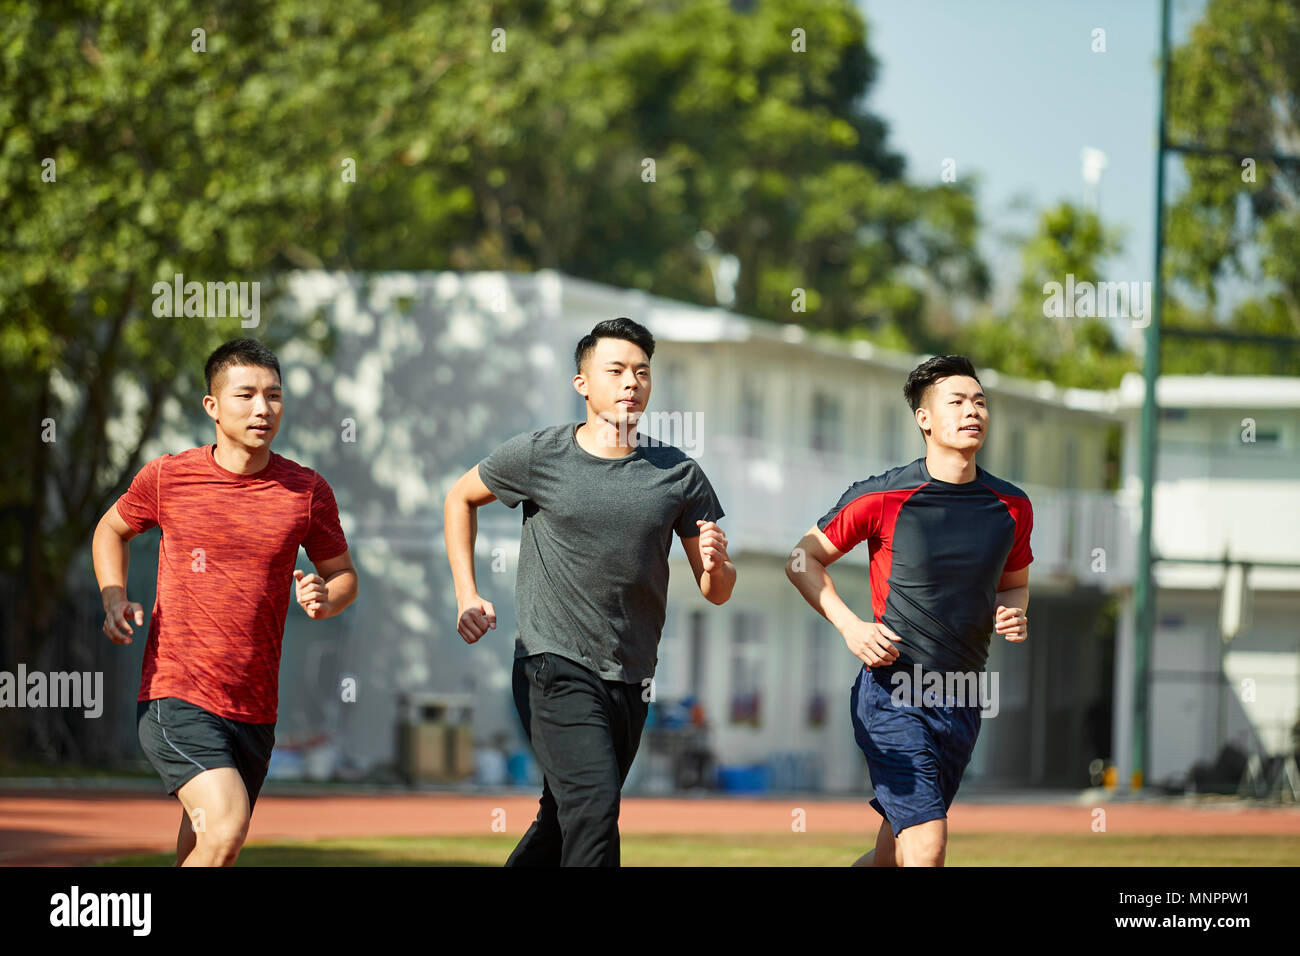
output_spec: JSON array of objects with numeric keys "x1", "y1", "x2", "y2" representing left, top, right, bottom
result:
[
  {"x1": 196, "y1": 812, "x2": 250, "y2": 863},
  {"x1": 896, "y1": 820, "x2": 946, "y2": 866},
  {"x1": 900, "y1": 844, "x2": 944, "y2": 866}
]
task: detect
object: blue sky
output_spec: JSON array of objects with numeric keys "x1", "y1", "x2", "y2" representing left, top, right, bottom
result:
[{"x1": 857, "y1": 0, "x2": 1200, "y2": 312}]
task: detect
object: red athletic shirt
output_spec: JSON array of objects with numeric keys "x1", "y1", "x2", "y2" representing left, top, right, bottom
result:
[{"x1": 115, "y1": 445, "x2": 349, "y2": 723}]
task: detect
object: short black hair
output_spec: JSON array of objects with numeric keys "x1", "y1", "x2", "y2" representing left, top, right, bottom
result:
[
  {"x1": 574, "y1": 317, "x2": 655, "y2": 373},
  {"x1": 204, "y1": 338, "x2": 282, "y2": 394},
  {"x1": 903, "y1": 354, "x2": 982, "y2": 439}
]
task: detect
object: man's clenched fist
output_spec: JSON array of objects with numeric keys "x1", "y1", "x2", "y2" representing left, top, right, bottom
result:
[
  {"x1": 994, "y1": 604, "x2": 1027, "y2": 642},
  {"x1": 294, "y1": 569, "x2": 330, "y2": 619},
  {"x1": 696, "y1": 520, "x2": 729, "y2": 572},
  {"x1": 457, "y1": 595, "x2": 497, "y2": 644}
]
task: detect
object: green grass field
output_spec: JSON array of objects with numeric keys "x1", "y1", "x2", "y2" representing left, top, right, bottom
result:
[{"x1": 99, "y1": 832, "x2": 1300, "y2": 866}]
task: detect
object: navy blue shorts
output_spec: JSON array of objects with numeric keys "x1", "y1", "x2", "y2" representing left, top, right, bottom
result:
[{"x1": 850, "y1": 666, "x2": 982, "y2": 837}]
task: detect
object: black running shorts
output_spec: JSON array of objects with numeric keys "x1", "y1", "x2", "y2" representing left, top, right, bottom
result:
[{"x1": 136, "y1": 697, "x2": 276, "y2": 808}]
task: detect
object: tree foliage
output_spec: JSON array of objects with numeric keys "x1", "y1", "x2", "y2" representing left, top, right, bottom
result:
[
  {"x1": 1162, "y1": 0, "x2": 1300, "y2": 374},
  {"x1": 322, "y1": 0, "x2": 988, "y2": 337},
  {"x1": 957, "y1": 202, "x2": 1137, "y2": 390}
]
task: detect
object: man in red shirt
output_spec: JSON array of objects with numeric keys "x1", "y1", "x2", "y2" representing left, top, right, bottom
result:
[{"x1": 92, "y1": 338, "x2": 358, "y2": 866}]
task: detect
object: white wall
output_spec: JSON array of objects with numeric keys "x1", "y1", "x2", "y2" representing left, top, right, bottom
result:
[
  {"x1": 1147, "y1": 590, "x2": 1300, "y2": 786},
  {"x1": 1121, "y1": 403, "x2": 1300, "y2": 565}
]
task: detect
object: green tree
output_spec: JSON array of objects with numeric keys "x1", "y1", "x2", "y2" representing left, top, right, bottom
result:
[
  {"x1": 1162, "y1": 0, "x2": 1300, "y2": 375},
  {"x1": 958, "y1": 202, "x2": 1137, "y2": 390},
  {"x1": 324, "y1": 0, "x2": 988, "y2": 339}
]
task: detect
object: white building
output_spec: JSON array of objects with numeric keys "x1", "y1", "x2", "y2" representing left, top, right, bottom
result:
[{"x1": 1110, "y1": 374, "x2": 1300, "y2": 791}]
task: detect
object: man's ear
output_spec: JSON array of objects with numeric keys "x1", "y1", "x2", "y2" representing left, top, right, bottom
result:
[
  {"x1": 572, "y1": 373, "x2": 587, "y2": 399},
  {"x1": 202, "y1": 394, "x2": 219, "y2": 423},
  {"x1": 915, "y1": 406, "x2": 929, "y2": 435}
]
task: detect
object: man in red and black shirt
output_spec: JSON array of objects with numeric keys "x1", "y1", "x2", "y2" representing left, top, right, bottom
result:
[
  {"x1": 786, "y1": 354, "x2": 1032, "y2": 867},
  {"x1": 92, "y1": 338, "x2": 358, "y2": 866}
]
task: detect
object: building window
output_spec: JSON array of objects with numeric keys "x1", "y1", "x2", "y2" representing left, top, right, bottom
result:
[
  {"x1": 811, "y1": 391, "x2": 842, "y2": 453},
  {"x1": 729, "y1": 612, "x2": 763, "y2": 727},
  {"x1": 882, "y1": 401, "x2": 901, "y2": 462},
  {"x1": 688, "y1": 610, "x2": 707, "y2": 699},
  {"x1": 1063, "y1": 437, "x2": 1078, "y2": 490},
  {"x1": 806, "y1": 620, "x2": 827, "y2": 729},
  {"x1": 1234, "y1": 423, "x2": 1281, "y2": 448},
  {"x1": 658, "y1": 360, "x2": 686, "y2": 416},
  {"x1": 740, "y1": 374, "x2": 764, "y2": 441},
  {"x1": 1009, "y1": 426, "x2": 1025, "y2": 481}
]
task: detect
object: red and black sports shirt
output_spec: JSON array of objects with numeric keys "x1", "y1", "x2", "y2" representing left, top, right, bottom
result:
[{"x1": 817, "y1": 457, "x2": 1033, "y2": 674}]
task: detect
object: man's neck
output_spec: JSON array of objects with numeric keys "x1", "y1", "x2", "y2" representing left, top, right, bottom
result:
[
  {"x1": 575, "y1": 415, "x2": 638, "y2": 459},
  {"x1": 925, "y1": 447, "x2": 977, "y2": 484},
  {"x1": 214, "y1": 435, "x2": 271, "y2": 475}
]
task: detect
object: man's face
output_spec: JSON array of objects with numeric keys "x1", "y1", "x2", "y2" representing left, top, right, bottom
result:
[
  {"x1": 205, "y1": 364, "x2": 283, "y2": 449},
  {"x1": 574, "y1": 336, "x2": 651, "y2": 434},
  {"x1": 917, "y1": 374, "x2": 987, "y2": 452}
]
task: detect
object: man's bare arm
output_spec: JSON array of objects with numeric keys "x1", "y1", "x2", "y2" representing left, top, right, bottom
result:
[
  {"x1": 293, "y1": 550, "x2": 359, "y2": 620},
  {"x1": 785, "y1": 526, "x2": 856, "y2": 629},
  {"x1": 785, "y1": 525, "x2": 899, "y2": 666},
  {"x1": 443, "y1": 466, "x2": 499, "y2": 643},
  {"x1": 91, "y1": 504, "x2": 145, "y2": 644},
  {"x1": 994, "y1": 565, "x2": 1029, "y2": 642},
  {"x1": 679, "y1": 520, "x2": 737, "y2": 605}
]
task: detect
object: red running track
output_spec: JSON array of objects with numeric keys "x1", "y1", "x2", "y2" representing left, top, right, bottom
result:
[{"x1": 3, "y1": 788, "x2": 1299, "y2": 866}]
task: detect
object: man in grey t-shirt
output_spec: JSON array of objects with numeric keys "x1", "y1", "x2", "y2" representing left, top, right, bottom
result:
[{"x1": 444, "y1": 317, "x2": 736, "y2": 866}]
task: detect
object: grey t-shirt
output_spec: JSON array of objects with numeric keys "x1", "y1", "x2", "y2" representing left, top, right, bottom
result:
[{"x1": 476, "y1": 421, "x2": 725, "y2": 683}]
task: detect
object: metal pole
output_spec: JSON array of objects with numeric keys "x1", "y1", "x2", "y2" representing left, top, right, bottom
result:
[{"x1": 1133, "y1": 0, "x2": 1173, "y2": 792}]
